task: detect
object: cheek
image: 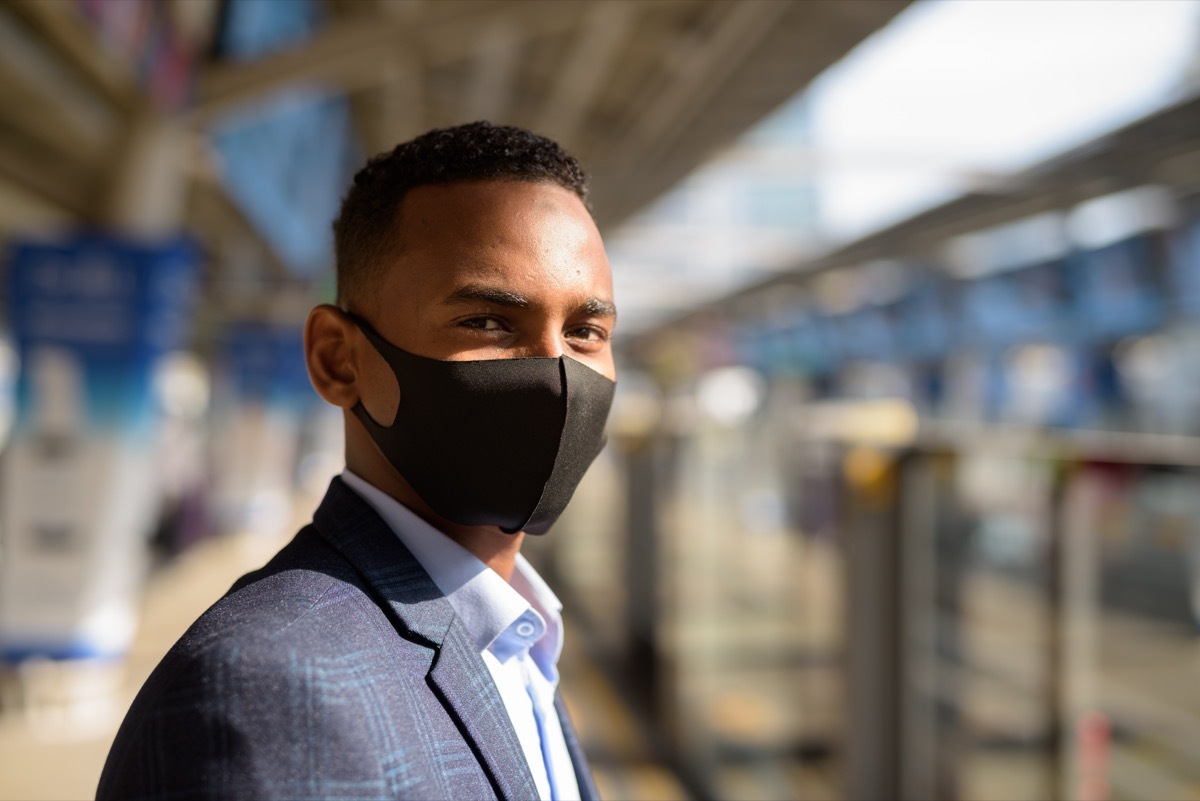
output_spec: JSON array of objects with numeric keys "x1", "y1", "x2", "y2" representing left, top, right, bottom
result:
[{"x1": 582, "y1": 352, "x2": 617, "y2": 383}]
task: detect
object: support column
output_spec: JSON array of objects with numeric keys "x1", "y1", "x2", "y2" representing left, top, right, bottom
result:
[
  {"x1": 100, "y1": 107, "x2": 189, "y2": 236},
  {"x1": 842, "y1": 446, "x2": 905, "y2": 801}
]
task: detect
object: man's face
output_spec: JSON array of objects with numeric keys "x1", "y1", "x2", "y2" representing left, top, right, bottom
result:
[{"x1": 355, "y1": 179, "x2": 616, "y2": 423}]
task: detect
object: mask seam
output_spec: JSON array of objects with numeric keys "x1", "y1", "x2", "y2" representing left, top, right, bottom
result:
[{"x1": 511, "y1": 357, "x2": 572, "y2": 533}]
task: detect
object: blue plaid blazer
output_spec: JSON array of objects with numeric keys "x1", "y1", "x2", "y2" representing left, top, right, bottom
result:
[{"x1": 97, "y1": 477, "x2": 599, "y2": 801}]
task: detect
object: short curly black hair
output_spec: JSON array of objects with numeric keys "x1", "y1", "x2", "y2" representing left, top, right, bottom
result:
[{"x1": 333, "y1": 121, "x2": 590, "y2": 307}]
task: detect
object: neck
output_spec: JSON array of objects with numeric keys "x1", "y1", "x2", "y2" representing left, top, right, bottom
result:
[
  {"x1": 346, "y1": 426, "x2": 525, "y2": 582},
  {"x1": 439, "y1": 526, "x2": 526, "y2": 583}
]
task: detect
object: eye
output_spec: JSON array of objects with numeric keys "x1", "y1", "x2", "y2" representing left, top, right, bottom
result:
[
  {"x1": 458, "y1": 316, "x2": 508, "y2": 332},
  {"x1": 566, "y1": 324, "x2": 610, "y2": 344}
]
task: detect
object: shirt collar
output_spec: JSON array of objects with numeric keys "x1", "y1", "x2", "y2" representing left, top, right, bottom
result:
[{"x1": 339, "y1": 471, "x2": 563, "y2": 675}]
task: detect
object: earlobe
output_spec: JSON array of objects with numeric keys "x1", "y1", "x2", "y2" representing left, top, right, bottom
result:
[{"x1": 305, "y1": 304, "x2": 360, "y2": 408}]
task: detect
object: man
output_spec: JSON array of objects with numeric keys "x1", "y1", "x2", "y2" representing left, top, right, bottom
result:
[{"x1": 98, "y1": 122, "x2": 617, "y2": 801}]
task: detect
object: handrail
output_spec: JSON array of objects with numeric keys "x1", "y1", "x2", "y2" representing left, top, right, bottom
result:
[{"x1": 792, "y1": 400, "x2": 1200, "y2": 467}]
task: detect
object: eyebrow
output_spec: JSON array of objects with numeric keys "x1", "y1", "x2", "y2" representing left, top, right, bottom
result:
[
  {"x1": 579, "y1": 296, "x2": 618, "y2": 318},
  {"x1": 442, "y1": 283, "x2": 617, "y2": 318},
  {"x1": 442, "y1": 284, "x2": 531, "y2": 309}
]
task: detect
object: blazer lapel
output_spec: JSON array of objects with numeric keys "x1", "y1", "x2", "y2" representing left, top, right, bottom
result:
[
  {"x1": 556, "y1": 693, "x2": 600, "y2": 801},
  {"x1": 429, "y1": 623, "x2": 542, "y2": 801},
  {"x1": 312, "y1": 477, "x2": 539, "y2": 801},
  {"x1": 313, "y1": 477, "x2": 454, "y2": 646}
]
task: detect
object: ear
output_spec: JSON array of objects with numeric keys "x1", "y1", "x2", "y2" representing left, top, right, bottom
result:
[{"x1": 304, "y1": 304, "x2": 361, "y2": 408}]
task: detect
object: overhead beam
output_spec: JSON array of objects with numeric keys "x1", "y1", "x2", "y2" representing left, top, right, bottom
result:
[
  {"x1": 622, "y1": 1, "x2": 793, "y2": 166},
  {"x1": 533, "y1": 2, "x2": 636, "y2": 146},
  {"x1": 185, "y1": 178, "x2": 294, "y2": 298},
  {"x1": 349, "y1": 49, "x2": 427, "y2": 159},
  {"x1": 378, "y1": 54, "x2": 425, "y2": 148},
  {"x1": 0, "y1": 77, "x2": 110, "y2": 168},
  {"x1": 376, "y1": 0, "x2": 427, "y2": 20},
  {"x1": 588, "y1": 1, "x2": 910, "y2": 229},
  {"x1": 0, "y1": 122, "x2": 97, "y2": 219},
  {"x1": 190, "y1": 4, "x2": 586, "y2": 127},
  {"x1": 191, "y1": 14, "x2": 417, "y2": 126},
  {"x1": 460, "y1": 20, "x2": 522, "y2": 123},
  {"x1": 0, "y1": 3, "x2": 118, "y2": 160},
  {"x1": 5, "y1": 0, "x2": 141, "y2": 113}
]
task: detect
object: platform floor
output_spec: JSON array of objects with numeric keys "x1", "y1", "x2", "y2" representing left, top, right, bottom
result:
[{"x1": 0, "y1": 514, "x2": 690, "y2": 801}]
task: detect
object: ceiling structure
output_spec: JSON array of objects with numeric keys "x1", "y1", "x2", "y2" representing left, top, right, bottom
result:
[
  {"x1": 0, "y1": 0, "x2": 910, "y2": 309},
  {"x1": 195, "y1": 0, "x2": 911, "y2": 229},
  {"x1": 640, "y1": 92, "x2": 1200, "y2": 343}
]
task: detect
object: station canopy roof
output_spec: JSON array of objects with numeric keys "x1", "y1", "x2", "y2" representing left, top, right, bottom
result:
[{"x1": 0, "y1": 0, "x2": 909, "y2": 295}]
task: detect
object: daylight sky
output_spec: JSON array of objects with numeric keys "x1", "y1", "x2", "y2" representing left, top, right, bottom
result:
[{"x1": 807, "y1": 0, "x2": 1200, "y2": 240}]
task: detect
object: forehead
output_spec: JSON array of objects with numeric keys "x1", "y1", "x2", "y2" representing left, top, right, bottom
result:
[{"x1": 384, "y1": 180, "x2": 612, "y2": 299}]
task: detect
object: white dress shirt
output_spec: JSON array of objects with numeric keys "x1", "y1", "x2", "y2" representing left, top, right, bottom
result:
[{"x1": 341, "y1": 471, "x2": 581, "y2": 801}]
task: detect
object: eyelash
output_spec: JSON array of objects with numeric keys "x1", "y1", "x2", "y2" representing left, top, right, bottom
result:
[
  {"x1": 568, "y1": 325, "x2": 610, "y2": 343},
  {"x1": 459, "y1": 316, "x2": 507, "y2": 332},
  {"x1": 457, "y1": 316, "x2": 609, "y2": 343}
]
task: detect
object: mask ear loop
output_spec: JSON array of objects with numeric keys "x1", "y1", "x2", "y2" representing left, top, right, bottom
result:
[
  {"x1": 340, "y1": 309, "x2": 389, "y2": 352},
  {"x1": 340, "y1": 309, "x2": 402, "y2": 429}
]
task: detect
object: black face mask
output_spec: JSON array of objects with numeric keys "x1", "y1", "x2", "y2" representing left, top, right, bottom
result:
[{"x1": 346, "y1": 312, "x2": 615, "y2": 535}]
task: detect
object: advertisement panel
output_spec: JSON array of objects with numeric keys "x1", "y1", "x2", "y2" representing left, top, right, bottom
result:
[{"x1": 0, "y1": 232, "x2": 198, "y2": 661}]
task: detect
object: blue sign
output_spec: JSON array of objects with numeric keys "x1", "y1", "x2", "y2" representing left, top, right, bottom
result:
[
  {"x1": 960, "y1": 261, "x2": 1070, "y2": 350},
  {"x1": 221, "y1": 322, "x2": 315, "y2": 412},
  {"x1": 784, "y1": 311, "x2": 840, "y2": 376},
  {"x1": 895, "y1": 276, "x2": 954, "y2": 362},
  {"x1": 832, "y1": 306, "x2": 896, "y2": 363},
  {"x1": 1071, "y1": 234, "x2": 1165, "y2": 341},
  {"x1": 732, "y1": 322, "x2": 772, "y2": 375},
  {"x1": 6, "y1": 232, "x2": 200, "y2": 437},
  {"x1": 1169, "y1": 214, "x2": 1200, "y2": 318}
]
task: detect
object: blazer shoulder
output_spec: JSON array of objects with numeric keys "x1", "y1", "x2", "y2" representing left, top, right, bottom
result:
[
  {"x1": 170, "y1": 523, "x2": 435, "y2": 670},
  {"x1": 167, "y1": 527, "x2": 344, "y2": 647},
  {"x1": 98, "y1": 524, "x2": 445, "y2": 801}
]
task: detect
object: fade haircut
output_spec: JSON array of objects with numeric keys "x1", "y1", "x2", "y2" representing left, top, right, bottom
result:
[{"x1": 332, "y1": 121, "x2": 590, "y2": 307}]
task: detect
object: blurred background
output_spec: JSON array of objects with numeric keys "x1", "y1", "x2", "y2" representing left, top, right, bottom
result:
[{"x1": 1, "y1": 1, "x2": 1200, "y2": 799}]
